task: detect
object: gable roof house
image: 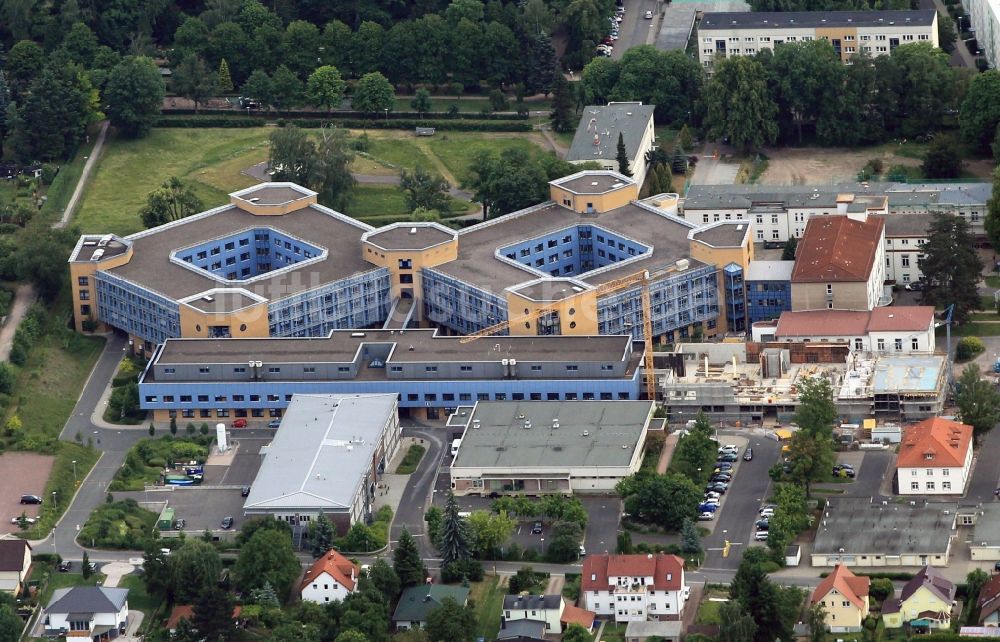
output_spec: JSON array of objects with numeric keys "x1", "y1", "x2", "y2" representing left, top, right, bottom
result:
[
  {"x1": 882, "y1": 566, "x2": 956, "y2": 629},
  {"x1": 44, "y1": 586, "x2": 129, "y2": 638},
  {"x1": 977, "y1": 573, "x2": 1000, "y2": 627},
  {"x1": 896, "y1": 417, "x2": 973, "y2": 495},
  {"x1": 567, "y1": 103, "x2": 657, "y2": 186},
  {"x1": 810, "y1": 564, "x2": 870, "y2": 632},
  {"x1": 392, "y1": 584, "x2": 470, "y2": 630},
  {"x1": 300, "y1": 550, "x2": 360, "y2": 604},
  {"x1": 503, "y1": 594, "x2": 564, "y2": 633},
  {"x1": 581, "y1": 553, "x2": 687, "y2": 622},
  {"x1": 0, "y1": 540, "x2": 31, "y2": 595}
]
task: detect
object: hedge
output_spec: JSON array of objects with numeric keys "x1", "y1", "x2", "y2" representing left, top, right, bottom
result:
[
  {"x1": 163, "y1": 107, "x2": 528, "y2": 121},
  {"x1": 155, "y1": 117, "x2": 266, "y2": 128},
  {"x1": 155, "y1": 116, "x2": 532, "y2": 132}
]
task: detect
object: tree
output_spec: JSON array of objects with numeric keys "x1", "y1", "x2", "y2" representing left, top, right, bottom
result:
[
  {"x1": 242, "y1": 69, "x2": 274, "y2": 111},
  {"x1": 309, "y1": 126, "x2": 355, "y2": 211},
  {"x1": 218, "y1": 58, "x2": 234, "y2": 93},
  {"x1": 6, "y1": 40, "x2": 44, "y2": 96},
  {"x1": 171, "y1": 539, "x2": 223, "y2": 603},
  {"x1": 967, "y1": 568, "x2": 990, "y2": 624},
  {"x1": 104, "y1": 56, "x2": 165, "y2": 139},
  {"x1": 336, "y1": 631, "x2": 371, "y2": 642},
  {"x1": 411, "y1": 89, "x2": 432, "y2": 116},
  {"x1": 341, "y1": 522, "x2": 377, "y2": 552},
  {"x1": 955, "y1": 363, "x2": 1000, "y2": 441},
  {"x1": 82, "y1": 551, "x2": 92, "y2": 579},
  {"x1": 140, "y1": 177, "x2": 204, "y2": 228},
  {"x1": 269, "y1": 125, "x2": 314, "y2": 184},
  {"x1": 61, "y1": 22, "x2": 100, "y2": 67},
  {"x1": 400, "y1": 166, "x2": 450, "y2": 213},
  {"x1": 921, "y1": 135, "x2": 963, "y2": 179},
  {"x1": 425, "y1": 596, "x2": 477, "y2": 642},
  {"x1": 234, "y1": 528, "x2": 300, "y2": 601},
  {"x1": 546, "y1": 521, "x2": 584, "y2": 563},
  {"x1": 142, "y1": 541, "x2": 171, "y2": 598},
  {"x1": 526, "y1": 33, "x2": 557, "y2": 95},
  {"x1": 718, "y1": 600, "x2": 757, "y2": 642},
  {"x1": 509, "y1": 567, "x2": 540, "y2": 593},
  {"x1": 365, "y1": 558, "x2": 400, "y2": 601},
  {"x1": 615, "y1": 132, "x2": 632, "y2": 177},
  {"x1": 439, "y1": 491, "x2": 472, "y2": 567},
  {"x1": 563, "y1": 624, "x2": 592, "y2": 642},
  {"x1": 353, "y1": 72, "x2": 394, "y2": 116},
  {"x1": 11, "y1": 64, "x2": 98, "y2": 162},
  {"x1": 938, "y1": 11, "x2": 958, "y2": 53},
  {"x1": 679, "y1": 125, "x2": 693, "y2": 152},
  {"x1": 393, "y1": 528, "x2": 426, "y2": 586},
  {"x1": 620, "y1": 472, "x2": 701, "y2": 531},
  {"x1": 310, "y1": 514, "x2": 335, "y2": 557},
  {"x1": 988, "y1": 167, "x2": 1000, "y2": 253},
  {"x1": 787, "y1": 377, "x2": 836, "y2": 499},
  {"x1": 704, "y1": 56, "x2": 777, "y2": 153},
  {"x1": 191, "y1": 585, "x2": 237, "y2": 641},
  {"x1": 466, "y1": 510, "x2": 516, "y2": 559},
  {"x1": 730, "y1": 549, "x2": 796, "y2": 642},
  {"x1": 249, "y1": 581, "x2": 280, "y2": 608},
  {"x1": 269, "y1": 65, "x2": 303, "y2": 113},
  {"x1": 680, "y1": 518, "x2": 702, "y2": 557},
  {"x1": 172, "y1": 55, "x2": 217, "y2": 113},
  {"x1": 670, "y1": 412, "x2": 716, "y2": 485},
  {"x1": 467, "y1": 147, "x2": 549, "y2": 220},
  {"x1": 918, "y1": 212, "x2": 983, "y2": 325},
  {"x1": 781, "y1": 237, "x2": 798, "y2": 261},
  {"x1": 806, "y1": 602, "x2": 827, "y2": 642},
  {"x1": 307, "y1": 65, "x2": 346, "y2": 114},
  {"x1": 550, "y1": 73, "x2": 575, "y2": 133},
  {"x1": 425, "y1": 506, "x2": 444, "y2": 549}
]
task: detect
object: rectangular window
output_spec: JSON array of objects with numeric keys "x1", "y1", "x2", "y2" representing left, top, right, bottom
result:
[
  {"x1": 268, "y1": 367, "x2": 281, "y2": 373},
  {"x1": 77, "y1": 276, "x2": 89, "y2": 286},
  {"x1": 197, "y1": 395, "x2": 209, "y2": 402},
  {"x1": 895, "y1": 338, "x2": 903, "y2": 351},
  {"x1": 912, "y1": 338, "x2": 919, "y2": 350},
  {"x1": 926, "y1": 481, "x2": 935, "y2": 490}
]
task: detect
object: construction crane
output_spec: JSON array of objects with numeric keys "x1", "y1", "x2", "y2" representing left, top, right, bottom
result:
[{"x1": 459, "y1": 270, "x2": 658, "y2": 400}]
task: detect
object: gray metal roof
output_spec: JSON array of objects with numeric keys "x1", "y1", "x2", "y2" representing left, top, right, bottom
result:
[
  {"x1": 972, "y1": 504, "x2": 1000, "y2": 548},
  {"x1": 47, "y1": 587, "x2": 129, "y2": 614},
  {"x1": 393, "y1": 584, "x2": 470, "y2": 623},
  {"x1": 689, "y1": 221, "x2": 751, "y2": 248},
  {"x1": 503, "y1": 594, "x2": 563, "y2": 610},
  {"x1": 499, "y1": 620, "x2": 548, "y2": 640},
  {"x1": 567, "y1": 103, "x2": 655, "y2": 165},
  {"x1": 873, "y1": 213, "x2": 934, "y2": 238},
  {"x1": 452, "y1": 400, "x2": 652, "y2": 469},
  {"x1": 812, "y1": 498, "x2": 956, "y2": 557},
  {"x1": 243, "y1": 394, "x2": 396, "y2": 512},
  {"x1": 746, "y1": 260, "x2": 794, "y2": 282},
  {"x1": 700, "y1": 9, "x2": 935, "y2": 30}
]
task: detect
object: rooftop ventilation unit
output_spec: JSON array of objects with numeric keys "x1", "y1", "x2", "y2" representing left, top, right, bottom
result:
[
  {"x1": 92, "y1": 249, "x2": 105, "y2": 261},
  {"x1": 98, "y1": 234, "x2": 113, "y2": 247},
  {"x1": 248, "y1": 197, "x2": 261, "y2": 203},
  {"x1": 202, "y1": 295, "x2": 214, "y2": 302},
  {"x1": 409, "y1": 227, "x2": 417, "y2": 234},
  {"x1": 83, "y1": 240, "x2": 97, "y2": 246}
]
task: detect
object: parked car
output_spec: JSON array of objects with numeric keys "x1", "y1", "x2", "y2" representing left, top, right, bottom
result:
[
  {"x1": 702, "y1": 497, "x2": 720, "y2": 506},
  {"x1": 743, "y1": 448, "x2": 753, "y2": 461},
  {"x1": 905, "y1": 280, "x2": 926, "y2": 291},
  {"x1": 710, "y1": 474, "x2": 732, "y2": 483},
  {"x1": 717, "y1": 453, "x2": 739, "y2": 463},
  {"x1": 267, "y1": 419, "x2": 281, "y2": 428},
  {"x1": 718, "y1": 444, "x2": 739, "y2": 454},
  {"x1": 755, "y1": 519, "x2": 769, "y2": 530},
  {"x1": 221, "y1": 516, "x2": 234, "y2": 529},
  {"x1": 86, "y1": 561, "x2": 97, "y2": 572},
  {"x1": 174, "y1": 519, "x2": 186, "y2": 530},
  {"x1": 531, "y1": 521, "x2": 543, "y2": 534},
  {"x1": 706, "y1": 483, "x2": 728, "y2": 494},
  {"x1": 759, "y1": 507, "x2": 775, "y2": 518},
  {"x1": 241, "y1": 486, "x2": 251, "y2": 497},
  {"x1": 698, "y1": 512, "x2": 715, "y2": 521},
  {"x1": 703, "y1": 491, "x2": 721, "y2": 500},
  {"x1": 232, "y1": 419, "x2": 247, "y2": 428},
  {"x1": 579, "y1": 544, "x2": 586, "y2": 556},
  {"x1": 697, "y1": 503, "x2": 719, "y2": 513},
  {"x1": 683, "y1": 586, "x2": 691, "y2": 601},
  {"x1": 644, "y1": 10, "x2": 653, "y2": 18},
  {"x1": 58, "y1": 561, "x2": 72, "y2": 573},
  {"x1": 754, "y1": 530, "x2": 769, "y2": 541},
  {"x1": 832, "y1": 464, "x2": 856, "y2": 478},
  {"x1": 19, "y1": 495, "x2": 42, "y2": 505}
]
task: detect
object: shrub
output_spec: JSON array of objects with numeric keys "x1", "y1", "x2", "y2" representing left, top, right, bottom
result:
[
  {"x1": 155, "y1": 115, "x2": 531, "y2": 132},
  {"x1": 870, "y1": 577, "x2": 894, "y2": 601},
  {"x1": 956, "y1": 336, "x2": 985, "y2": 361},
  {"x1": 441, "y1": 559, "x2": 484, "y2": 583}
]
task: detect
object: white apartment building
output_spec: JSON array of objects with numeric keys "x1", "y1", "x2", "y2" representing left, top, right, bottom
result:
[
  {"x1": 755, "y1": 306, "x2": 936, "y2": 354},
  {"x1": 897, "y1": 417, "x2": 973, "y2": 495},
  {"x1": 502, "y1": 594, "x2": 565, "y2": 632},
  {"x1": 964, "y1": 0, "x2": 999, "y2": 68},
  {"x1": 697, "y1": 10, "x2": 939, "y2": 69},
  {"x1": 874, "y1": 214, "x2": 929, "y2": 284},
  {"x1": 581, "y1": 553, "x2": 687, "y2": 622}
]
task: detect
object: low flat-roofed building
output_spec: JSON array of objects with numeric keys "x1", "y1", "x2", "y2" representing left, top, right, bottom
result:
[
  {"x1": 968, "y1": 504, "x2": 1000, "y2": 562},
  {"x1": 811, "y1": 498, "x2": 956, "y2": 567},
  {"x1": 139, "y1": 329, "x2": 643, "y2": 421},
  {"x1": 450, "y1": 400, "x2": 653, "y2": 495},
  {"x1": 759, "y1": 306, "x2": 936, "y2": 354},
  {"x1": 243, "y1": 393, "x2": 400, "y2": 531}
]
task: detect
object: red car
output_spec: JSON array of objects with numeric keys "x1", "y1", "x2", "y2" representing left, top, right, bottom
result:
[{"x1": 232, "y1": 419, "x2": 247, "y2": 428}]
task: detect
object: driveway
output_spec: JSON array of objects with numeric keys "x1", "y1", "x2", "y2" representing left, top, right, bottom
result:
[
  {"x1": 611, "y1": 0, "x2": 659, "y2": 61},
  {"x1": 391, "y1": 421, "x2": 447, "y2": 558},
  {"x1": 688, "y1": 143, "x2": 740, "y2": 185}
]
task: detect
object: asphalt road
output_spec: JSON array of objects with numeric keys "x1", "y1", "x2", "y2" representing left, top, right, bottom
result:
[
  {"x1": 390, "y1": 421, "x2": 447, "y2": 559},
  {"x1": 611, "y1": 0, "x2": 659, "y2": 61},
  {"x1": 966, "y1": 426, "x2": 1000, "y2": 502}
]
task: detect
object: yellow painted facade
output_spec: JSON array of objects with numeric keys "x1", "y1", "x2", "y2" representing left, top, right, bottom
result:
[
  {"x1": 177, "y1": 301, "x2": 271, "y2": 340},
  {"x1": 818, "y1": 587, "x2": 869, "y2": 631},
  {"x1": 505, "y1": 288, "x2": 599, "y2": 336},
  {"x1": 229, "y1": 192, "x2": 317, "y2": 216},
  {"x1": 362, "y1": 236, "x2": 458, "y2": 323},
  {"x1": 688, "y1": 230, "x2": 753, "y2": 336},
  {"x1": 550, "y1": 183, "x2": 638, "y2": 214},
  {"x1": 815, "y1": 26, "x2": 859, "y2": 62},
  {"x1": 69, "y1": 246, "x2": 134, "y2": 333},
  {"x1": 882, "y1": 586, "x2": 952, "y2": 629}
]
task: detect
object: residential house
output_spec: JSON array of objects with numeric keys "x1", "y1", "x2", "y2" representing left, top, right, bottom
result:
[
  {"x1": 566, "y1": 103, "x2": 657, "y2": 186},
  {"x1": 896, "y1": 417, "x2": 973, "y2": 495},
  {"x1": 977, "y1": 573, "x2": 1000, "y2": 627},
  {"x1": 790, "y1": 215, "x2": 887, "y2": 312},
  {"x1": 497, "y1": 619, "x2": 548, "y2": 642},
  {"x1": 581, "y1": 553, "x2": 687, "y2": 622},
  {"x1": 393, "y1": 584, "x2": 470, "y2": 630},
  {"x1": 752, "y1": 306, "x2": 936, "y2": 354},
  {"x1": 810, "y1": 564, "x2": 870, "y2": 632},
  {"x1": 300, "y1": 550, "x2": 359, "y2": 604},
  {"x1": 502, "y1": 594, "x2": 564, "y2": 633},
  {"x1": 882, "y1": 566, "x2": 956, "y2": 629},
  {"x1": 0, "y1": 540, "x2": 31, "y2": 595},
  {"x1": 166, "y1": 605, "x2": 243, "y2": 635},
  {"x1": 43, "y1": 586, "x2": 129, "y2": 639}
]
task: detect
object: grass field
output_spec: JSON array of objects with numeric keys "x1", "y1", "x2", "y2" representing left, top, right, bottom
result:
[
  {"x1": 395, "y1": 444, "x2": 426, "y2": 475},
  {"x1": 38, "y1": 569, "x2": 106, "y2": 605},
  {"x1": 426, "y1": 133, "x2": 549, "y2": 184},
  {"x1": 117, "y1": 574, "x2": 157, "y2": 614},
  {"x1": 470, "y1": 575, "x2": 505, "y2": 641}
]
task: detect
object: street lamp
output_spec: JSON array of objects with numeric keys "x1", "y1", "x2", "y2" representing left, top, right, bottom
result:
[
  {"x1": 72, "y1": 459, "x2": 77, "y2": 483},
  {"x1": 52, "y1": 491, "x2": 57, "y2": 509}
]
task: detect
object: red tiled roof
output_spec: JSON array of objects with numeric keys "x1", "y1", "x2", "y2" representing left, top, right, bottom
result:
[
  {"x1": 791, "y1": 216, "x2": 885, "y2": 282},
  {"x1": 897, "y1": 418, "x2": 972, "y2": 469},
  {"x1": 977, "y1": 573, "x2": 1000, "y2": 625},
  {"x1": 300, "y1": 549, "x2": 359, "y2": 593},
  {"x1": 866, "y1": 307, "x2": 935, "y2": 333},
  {"x1": 811, "y1": 564, "x2": 869, "y2": 611},
  {"x1": 560, "y1": 604, "x2": 596, "y2": 630},
  {"x1": 581, "y1": 553, "x2": 683, "y2": 592},
  {"x1": 166, "y1": 605, "x2": 242, "y2": 630},
  {"x1": 774, "y1": 306, "x2": 935, "y2": 338}
]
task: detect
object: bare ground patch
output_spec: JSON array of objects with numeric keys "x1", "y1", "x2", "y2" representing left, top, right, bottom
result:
[
  {"x1": 757, "y1": 147, "x2": 921, "y2": 185},
  {"x1": 0, "y1": 452, "x2": 55, "y2": 531}
]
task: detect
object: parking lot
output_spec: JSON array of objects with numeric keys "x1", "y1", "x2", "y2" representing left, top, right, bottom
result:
[{"x1": 0, "y1": 452, "x2": 55, "y2": 533}]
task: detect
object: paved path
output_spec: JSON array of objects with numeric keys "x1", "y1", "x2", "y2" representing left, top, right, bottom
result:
[
  {"x1": 0, "y1": 284, "x2": 35, "y2": 361},
  {"x1": 100, "y1": 561, "x2": 135, "y2": 587},
  {"x1": 539, "y1": 127, "x2": 569, "y2": 160},
  {"x1": 655, "y1": 431, "x2": 679, "y2": 474},
  {"x1": 919, "y1": 0, "x2": 976, "y2": 68},
  {"x1": 57, "y1": 120, "x2": 109, "y2": 229}
]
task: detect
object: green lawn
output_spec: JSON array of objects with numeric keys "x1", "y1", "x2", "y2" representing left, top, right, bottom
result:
[
  {"x1": 395, "y1": 444, "x2": 426, "y2": 474},
  {"x1": 365, "y1": 137, "x2": 435, "y2": 170},
  {"x1": 40, "y1": 122, "x2": 103, "y2": 220},
  {"x1": 599, "y1": 622, "x2": 627, "y2": 642},
  {"x1": 985, "y1": 276, "x2": 1000, "y2": 288},
  {"x1": 37, "y1": 569, "x2": 106, "y2": 605},
  {"x1": 344, "y1": 185, "x2": 411, "y2": 219},
  {"x1": 470, "y1": 575, "x2": 505, "y2": 641},
  {"x1": 117, "y1": 574, "x2": 157, "y2": 614},
  {"x1": 427, "y1": 133, "x2": 550, "y2": 185},
  {"x1": 74, "y1": 128, "x2": 272, "y2": 235}
]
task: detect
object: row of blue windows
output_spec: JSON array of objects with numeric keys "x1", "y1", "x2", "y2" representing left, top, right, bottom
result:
[
  {"x1": 422, "y1": 268, "x2": 508, "y2": 335},
  {"x1": 498, "y1": 225, "x2": 650, "y2": 279},
  {"x1": 267, "y1": 269, "x2": 392, "y2": 337},
  {"x1": 178, "y1": 228, "x2": 323, "y2": 281},
  {"x1": 96, "y1": 273, "x2": 180, "y2": 345}
]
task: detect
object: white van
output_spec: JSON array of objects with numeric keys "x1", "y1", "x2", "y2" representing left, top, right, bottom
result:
[{"x1": 451, "y1": 439, "x2": 462, "y2": 457}]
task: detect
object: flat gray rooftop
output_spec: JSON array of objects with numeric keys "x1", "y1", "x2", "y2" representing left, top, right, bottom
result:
[
  {"x1": 451, "y1": 400, "x2": 652, "y2": 469},
  {"x1": 509, "y1": 279, "x2": 588, "y2": 302},
  {"x1": 106, "y1": 203, "x2": 375, "y2": 302},
  {"x1": 813, "y1": 498, "x2": 956, "y2": 556},
  {"x1": 72, "y1": 236, "x2": 129, "y2": 262},
  {"x1": 567, "y1": 105, "x2": 655, "y2": 166},
  {"x1": 556, "y1": 173, "x2": 635, "y2": 195},
  {"x1": 183, "y1": 291, "x2": 260, "y2": 313},
  {"x1": 153, "y1": 329, "x2": 634, "y2": 366},
  {"x1": 364, "y1": 224, "x2": 456, "y2": 250},
  {"x1": 700, "y1": 9, "x2": 936, "y2": 29},
  {"x1": 243, "y1": 394, "x2": 395, "y2": 511},
  {"x1": 746, "y1": 260, "x2": 794, "y2": 281},
  {"x1": 438, "y1": 202, "x2": 701, "y2": 290},
  {"x1": 972, "y1": 504, "x2": 1000, "y2": 547},
  {"x1": 236, "y1": 184, "x2": 311, "y2": 205},
  {"x1": 690, "y1": 223, "x2": 750, "y2": 248}
]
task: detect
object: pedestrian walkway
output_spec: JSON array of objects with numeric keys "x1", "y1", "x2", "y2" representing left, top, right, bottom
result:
[
  {"x1": 0, "y1": 284, "x2": 35, "y2": 361},
  {"x1": 656, "y1": 432, "x2": 679, "y2": 474},
  {"x1": 57, "y1": 120, "x2": 109, "y2": 229}
]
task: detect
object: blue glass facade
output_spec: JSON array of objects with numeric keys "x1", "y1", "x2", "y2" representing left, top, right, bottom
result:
[
  {"x1": 597, "y1": 264, "x2": 719, "y2": 340},
  {"x1": 746, "y1": 279, "x2": 792, "y2": 323},
  {"x1": 175, "y1": 228, "x2": 325, "y2": 282},
  {"x1": 723, "y1": 263, "x2": 746, "y2": 333},
  {"x1": 422, "y1": 267, "x2": 509, "y2": 334},
  {"x1": 498, "y1": 225, "x2": 650, "y2": 278},
  {"x1": 268, "y1": 269, "x2": 392, "y2": 337},
  {"x1": 96, "y1": 272, "x2": 181, "y2": 346}
]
